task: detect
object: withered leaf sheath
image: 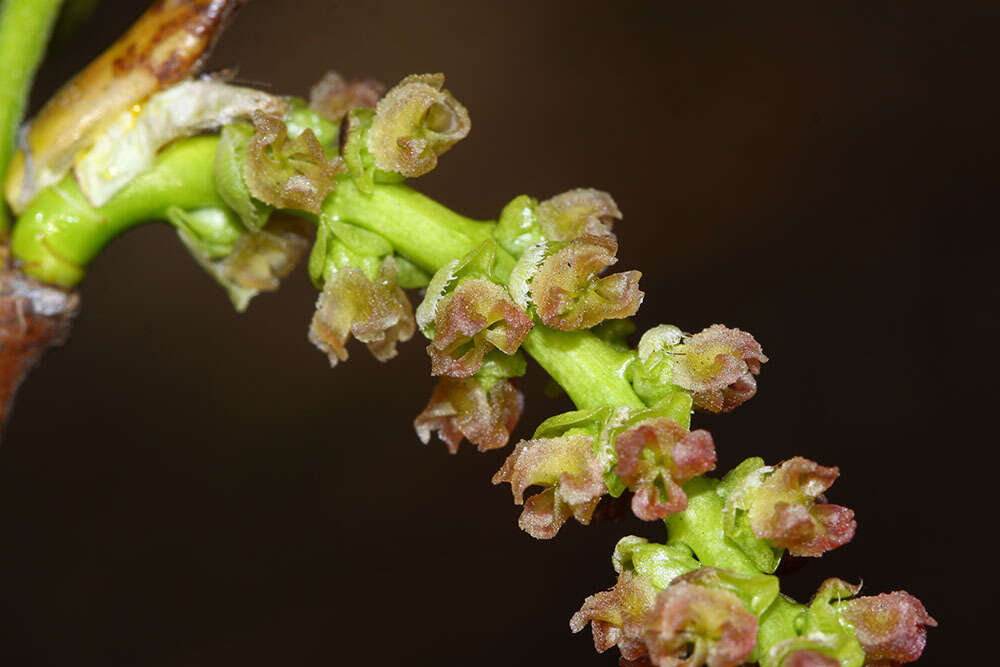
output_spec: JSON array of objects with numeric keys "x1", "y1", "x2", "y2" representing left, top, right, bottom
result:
[
  {"x1": 245, "y1": 112, "x2": 345, "y2": 213},
  {"x1": 309, "y1": 257, "x2": 415, "y2": 366},
  {"x1": 367, "y1": 73, "x2": 471, "y2": 177},
  {"x1": 309, "y1": 70, "x2": 385, "y2": 123},
  {"x1": 5, "y1": 0, "x2": 248, "y2": 211},
  {"x1": 530, "y1": 235, "x2": 643, "y2": 330},
  {"x1": 414, "y1": 377, "x2": 523, "y2": 453}
]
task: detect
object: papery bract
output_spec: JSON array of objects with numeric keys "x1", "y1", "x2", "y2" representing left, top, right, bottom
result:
[
  {"x1": 414, "y1": 376, "x2": 523, "y2": 453},
  {"x1": 530, "y1": 235, "x2": 643, "y2": 331},
  {"x1": 537, "y1": 188, "x2": 622, "y2": 241},
  {"x1": 308, "y1": 257, "x2": 415, "y2": 366},
  {"x1": 570, "y1": 570, "x2": 659, "y2": 660},
  {"x1": 245, "y1": 112, "x2": 345, "y2": 213},
  {"x1": 427, "y1": 278, "x2": 533, "y2": 377},
  {"x1": 642, "y1": 582, "x2": 758, "y2": 667},
  {"x1": 837, "y1": 590, "x2": 937, "y2": 664},
  {"x1": 613, "y1": 417, "x2": 716, "y2": 520},
  {"x1": 492, "y1": 434, "x2": 605, "y2": 539},
  {"x1": 748, "y1": 457, "x2": 856, "y2": 557},
  {"x1": 309, "y1": 70, "x2": 385, "y2": 122},
  {"x1": 368, "y1": 73, "x2": 470, "y2": 177}
]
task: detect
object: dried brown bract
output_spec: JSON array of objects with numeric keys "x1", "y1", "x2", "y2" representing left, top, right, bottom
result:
[
  {"x1": 309, "y1": 257, "x2": 415, "y2": 366},
  {"x1": 837, "y1": 590, "x2": 937, "y2": 664},
  {"x1": 427, "y1": 278, "x2": 533, "y2": 377},
  {"x1": 414, "y1": 377, "x2": 523, "y2": 453},
  {"x1": 570, "y1": 570, "x2": 659, "y2": 661},
  {"x1": 492, "y1": 434, "x2": 605, "y2": 539},
  {"x1": 309, "y1": 70, "x2": 386, "y2": 122},
  {"x1": 530, "y1": 235, "x2": 643, "y2": 330},
  {"x1": 368, "y1": 73, "x2": 471, "y2": 177},
  {"x1": 613, "y1": 418, "x2": 716, "y2": 520},
  {"x1": 245, "y1": 112, "x2": 345, "y2": 213},
  {"x1": 537, "y1": 188, "x2": 621, "y2": 241},
  {"x1": 748, "y1": 457, "x2": 856, "y2": 558},
  {"x1": 6, "y1": 0, "x2": 248, "y2": 210}
]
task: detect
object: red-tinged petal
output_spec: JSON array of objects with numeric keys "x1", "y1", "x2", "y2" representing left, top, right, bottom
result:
[
  {"x1": 571, "y1": 571, "x2": 659, "y2": 660},
  {"x1": 749, "y1": 457, "x2": 856, "y2": 557},
  {"x1": 671, "y1": 325, "x2": 768, "y2": 411},
  {"x1": 492, "y1": 434, "x2": 605, "y2": 539},
  {"x1": 531, "y1": 235, "x2": 643, "y2": 331},
  {"x1": 613, "y1": 418, "x2": 716, "y2": 521},
  {"x1": 428, "y1": 278, "x2": 533, "y2": 377},
  {"x1": 837, "y1": 591, "x2": 937, "y2": 664},
  {"x1": 781, "y1": 650, "x2": 840, "y2": 667},
  {"x1": 537, "y1": 188, "x2": 622, "y2": 241},
  {"x1": 413, "y1": 377, "x2": 523, "y2": 453},
  {"x1": 245, "y1": 112, "x2": 345, "y2": 213},
  {"x1": 368, "y1": 73, "x2": 470, "y2": 177},
  {"x1": 642, "y1": 582, "x2": 758, "y2": 667},
  {"x1": 693, "y1": 372, "x2": 758, "y2": 414},
  {"x1": 309, "y1": 257, "x2": 415, "y2": 367},
  {"x1": 309, "y1": 70, "x2": 385, "y2": 122}
]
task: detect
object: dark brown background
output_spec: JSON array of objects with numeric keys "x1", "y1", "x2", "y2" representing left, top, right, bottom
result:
[{"x1": 2, "y1": 0, "x2": 995, "y2": 664}]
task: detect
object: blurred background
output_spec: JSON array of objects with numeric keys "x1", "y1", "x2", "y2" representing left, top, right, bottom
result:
[{"x1": 2, "y1": 0, "x2": 995, "y2": 664}]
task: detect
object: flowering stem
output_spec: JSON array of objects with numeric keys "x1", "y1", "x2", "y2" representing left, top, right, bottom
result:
[{"x1": 0, "y1": 0, "x2": 64, "y2": 235}]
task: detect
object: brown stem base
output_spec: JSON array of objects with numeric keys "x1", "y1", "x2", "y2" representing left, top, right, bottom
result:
[{"x1": 0, "y1": 251, "x2": 78, "y2": 432}]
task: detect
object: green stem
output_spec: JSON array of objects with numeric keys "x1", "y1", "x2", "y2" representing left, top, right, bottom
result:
[
  {"x1": 9, "y1": 136, "x2": 221, "y2": 284},
  {"x1": 0, "y1": 0, "x2": 64, "y2": 236},
  {"x1": 324, "y1": 178, "x2": 643, "y2": 411}
]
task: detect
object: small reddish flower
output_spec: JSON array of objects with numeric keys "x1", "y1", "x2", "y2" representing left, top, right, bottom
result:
[
  {"x1": 613, "y1": 418, "x2": 716, "y2": 520},
  {"x1": 368, "y1": 73, "x2": 471, "y2": 177},
  {"x1": 245, "y1": 112, "x2": 345, "y2": 213},
  {"x1": 427, "y1": 278, "x2": 533, "y2": 377},
  {"x1": 779, "y1": 650, "x2": 840, "y2": 667},
  {"x1": 642, "y1": 582, "x2": 758, "y2": 667},
  {"x1": 537, "y1": 188, "x2": 622, "y2": 241},
  {"x1": 570, "y1": 570, "x2": 659, "y2": 661},
  {"x1": 837, "y1": 590, "x2": 937, "y2": 664},
  {"x1": 414, "y1": 377, "x2": 523, "y2": 453},
  {"x1": 309, "y1": 70, "x2": 385, "y2": 122},
  {"x1": 308, "y1": 257, "x2": 416, "y2": 366},
  {"x1": 492, "y1": 434, "x2": 605, "y2": 539},
  {"x1": 530, "y1": 235, "x2": 643, "y2": 331},
  {"x1": 670, "y1": 324, "x2": 767, "y2": 413},
  {"x1": 748, "y1": 457, "x2": 856, "y2": 557}
]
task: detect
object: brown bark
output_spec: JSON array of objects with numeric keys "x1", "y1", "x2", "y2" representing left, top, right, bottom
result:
[{"x1": 0, "y1": 255, "x2": 78, "y2": 431}]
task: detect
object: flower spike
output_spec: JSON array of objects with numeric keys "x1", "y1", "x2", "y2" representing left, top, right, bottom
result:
[
  {"x1": 529, "y1": 235, "x2": 643, "y2": 331},
  {"x1": 245, "y1": 112, "x2": 345, "y2": 213},
  {"x1": 308, "y1": 256, "x2": 415, "y2": 366},
  {"x1": 368, "y1": 73, "x2": 471, "y2": 177},
  {"x1": 492, "y1": 434, "x2": 605, "y2": 539},
  {"x1": 613, "y1": 417, "x2": 716, "y2": 520}
]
